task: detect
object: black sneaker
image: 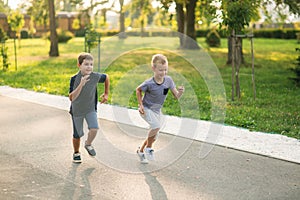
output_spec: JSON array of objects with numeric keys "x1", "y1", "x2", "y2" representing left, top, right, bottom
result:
[
  {"x1": 73, "y1": 153, "x2": 82, "y2": 163},
  {"x1": 85, "y1": 144, "x2": 96, "y2": 156}
]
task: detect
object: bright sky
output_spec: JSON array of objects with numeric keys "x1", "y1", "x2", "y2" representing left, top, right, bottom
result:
[{"x1": 8, "y1": 0, "x2": 24, "y2": 9}]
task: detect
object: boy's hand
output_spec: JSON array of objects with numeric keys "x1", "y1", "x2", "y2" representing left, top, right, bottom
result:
[
  {"x1": 80, "y1": 75, "x2": 90, "y2": 86},
  {"x1": 100, "y1": 93, "x2": 108, "y2": 104},
  {"x1": 138, "y1": 104, "x2": 145, "y2": 114},
  {"x1": 178, "y1": 85, "x2": 185, "y2": 93}
]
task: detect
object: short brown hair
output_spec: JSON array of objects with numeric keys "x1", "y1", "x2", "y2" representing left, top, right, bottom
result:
[
  {"x1": 77, "y1": 52, "x2": 93, "y2": 65},
  {"x1": 151, "y1": 54, "x2": 168, "y2": 68}
]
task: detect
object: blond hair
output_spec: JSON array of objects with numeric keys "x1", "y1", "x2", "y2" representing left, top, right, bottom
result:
[
  {"x1": 151, "y1": 54, "x2": 168, "y2": 68},
  {"x1": 77, "y1": 52, "x2": 93, "y2": 65}
]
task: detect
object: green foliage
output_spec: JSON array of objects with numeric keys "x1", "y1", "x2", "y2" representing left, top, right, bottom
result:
[
  {"x1": 220, "y1": 0, "x2": 260, "y2": 33},
  {"x1": 252, "y1": 28, "x2": 299, "y2": 39},
  {"x1": 84, "y1": 26, "x2": 101, "y2": 52},
  {"x1": 196, "y1": 28, "x2": 300, "y2": 39},
  {"x1": 7, "y1": 11, "x2": 25, "y2": 38},
  {"x1": 0, "y1": 28, "x2": 7, "y2": 41},
  {"x1": 214, "y1": 0, "x2": 298, "y2": 37},
  {"x1": 26, "y1": 0, "x2": 48, "y2": 27},
  {"x1": 0, "y1": 28, "x2": 9, "y2": 71},
  {"x1": 290, "y1": 48, "x2": 300, "y2": 85},
  {"x1": 205, "y1": 29, "x2": 221, "y2": 47},
  {"x1": 57, "y1": 30, "x2": 74, "y2": 43},
  {"x1": 72, "y1": 18, "x2": 80, "y2": 30},
  {"x1": 21, "y1": 30, "x2": 29, "y2": 39},
  {"x1": 46, "y1": 29, "x2": 74, "y2": 43},
  {"x1": 1, "y1": 42, "x2": 10, "y2": 71}
]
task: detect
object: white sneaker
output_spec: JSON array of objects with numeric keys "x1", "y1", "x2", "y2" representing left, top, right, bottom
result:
[
  {"x1": 136, "y1": 148, "x2": 148, "y2": 164},
  {"x1": 144, "y1": 147, "x2": 154, "y2": 161}
]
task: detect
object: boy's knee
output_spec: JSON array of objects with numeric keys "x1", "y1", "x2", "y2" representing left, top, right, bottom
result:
[
  {"x1": 73, "y1": 137, "x2": 80, "y2": 141},
  {"x1": 153, "y1": 128, "x2": 160, "y2": 132},
  {"x1": 73, "y1": 134, "x2": 81, "y2": 139},
  {"x1": 89, "y1": 128, "x2": 98, "y2": 133}
]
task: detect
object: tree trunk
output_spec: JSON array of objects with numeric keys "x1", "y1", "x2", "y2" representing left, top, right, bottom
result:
[
  {"x1": 227, "y1": 36, "x2": 244, "y2": 65},
  {"x1": 118, "y1": 0, "x2": 126, "y2": 39},
  {"x1": 182, "y1": 0, "x2": 200, "y2": 49},
  {"x1": 250, "y1": 37, "x2": 256, "y2": 100},
  {"x1": 231, "y1": 31, "x2": 235, "y2": 101},
  {"x1": 231, "y1": 29, "x2": 243, "y2": 101},
  {"x1": 235, "y1": 36, "x2": 241, "y2": 99},
  {"x1": 48, "y1": 0, "x2": 59, "y2": 57},
  {"x1": 175, "y1": 3, "x2": 184, "y2": 47},
  {"x1": 140, "y1": 19, "x2": 145, "y2": 37}
]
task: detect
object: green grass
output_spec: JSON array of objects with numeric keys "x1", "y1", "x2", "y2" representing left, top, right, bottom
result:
[{"x1": 0, "y1": 36, "x2": 299, "y2": 139}]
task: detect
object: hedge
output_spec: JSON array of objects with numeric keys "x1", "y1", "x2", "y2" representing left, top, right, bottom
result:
[
  {"x1": 73, "y1": 28, "x2": 299, "y2": 40},
  {"x1": 196, "y1": 28, "x2": 299, "y2": 39}
]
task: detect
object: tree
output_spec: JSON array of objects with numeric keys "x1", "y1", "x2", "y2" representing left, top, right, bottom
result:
[
  {"x1": 210, "y1": 0, "x2": 300, "y2": 65},
  {"x1": 70, "y1": 0, "x2": 108, "y2": 27},
  {"x1": 211, "y1": 0, "x2": 260, "y2": 100},
  {"x1": 161, "y1": 0, "x2": 200, "y2": 49},
  {"x1": 7, "y1": 10, "x2": 25, "y2": 45},
  {"x1": 48, "y1": 0, "x2": 59, "y2": 57},
  {"x1": 27, "y1": 0, "x2": 49, "y2": 33},
  {"x1": 209, "y1": 0, "x2": 299, "y2": 100},
  {"x1": 130, "y1": 0, "x2": 152, "y2": 36},
  {"x1": 219, "y1": 0, "x2": 260, "y2": 65}
]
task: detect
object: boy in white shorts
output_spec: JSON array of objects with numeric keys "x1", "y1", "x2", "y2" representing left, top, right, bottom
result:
[{"x1": 136, "y1": 54, "x2": 184, "y2": 164}]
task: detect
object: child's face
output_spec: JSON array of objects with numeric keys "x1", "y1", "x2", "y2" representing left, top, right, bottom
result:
[
  {"x1": 153, "y1": 64, "x2": 168, "y2": 79},
  {"x1": 78, "y1": 59, "x2": 93, "y2": 75}
]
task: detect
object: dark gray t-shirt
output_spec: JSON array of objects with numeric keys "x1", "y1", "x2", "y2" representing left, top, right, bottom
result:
[
  {"x1": 69, "y1": 71, "x2": 106, "y2": 116},
  {"x1": 140, "y1": 75, "x2": 175, "y2": 113}
]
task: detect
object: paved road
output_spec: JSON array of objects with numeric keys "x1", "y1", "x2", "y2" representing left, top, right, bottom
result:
[{"x1": 0, "y1": 95, "x2": 299, "y2": 200}]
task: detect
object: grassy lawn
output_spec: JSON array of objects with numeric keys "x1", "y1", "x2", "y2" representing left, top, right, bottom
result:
[{"x1": 0, "y1": 36, "x2": 299, "y2": 139}]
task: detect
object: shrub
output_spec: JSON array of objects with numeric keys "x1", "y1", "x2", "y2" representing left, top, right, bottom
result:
[
  {"x1": 57, "y1": 29, "x2": 74, "y2": 43},
  {"x1": 74, "y1": 29, "x2": 85, "y2": 37},
  {"x1": 0, "y1": 28, "x2": 7, "y2": 41},
  {"x1": 205, "y1": 29, "x2": 221, "y2": 47},
  {"x1": 251, "y1": 28, "x2": 299, "y2": 39},
  {"x1": 21, "y1": 29, "x2": 29, "y2": 39},
  {"x1": 196, "y1": 28, "x2": 299, "y2": 39},
  {"x1": 47, "y1": 29, "x2": 74, "y2": 43},
  {"x1": 0, "y1": 28, "x2": 9, "y2": 71},
  {"x1": 290, "y1": 48, "x2": 300, "y2": 85}
]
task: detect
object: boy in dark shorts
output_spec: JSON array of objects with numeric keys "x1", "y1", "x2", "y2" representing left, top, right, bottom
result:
[
  {"x1": 69, "y1": 52, "x2": 109, "y2": 163},
  {"x1": 136, "y1": 54, "x2": 184, "y2": 164}
]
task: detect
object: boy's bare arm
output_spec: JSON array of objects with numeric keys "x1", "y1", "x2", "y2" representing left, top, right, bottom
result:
[
  {"x1": 69, "y1": 75, "x2": 90, "y2": 101},
  {"x1": 100, "y1": 74, "x2": 110, "y2": 103},
  {"x1": 136, "y1": 86, "x2": 144, "y2": 114},
  {"x1": 171, "y1": 86, "x2": 184, "y2": 100}
]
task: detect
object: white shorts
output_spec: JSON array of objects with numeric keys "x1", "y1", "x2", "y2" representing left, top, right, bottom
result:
[{"x1": 140, "y1": 107, "x2": 164, "y2": 130}]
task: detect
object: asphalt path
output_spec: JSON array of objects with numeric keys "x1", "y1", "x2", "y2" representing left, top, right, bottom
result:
[{"x1": 0, "y1": 95, "x2": 299, "y2": 200}]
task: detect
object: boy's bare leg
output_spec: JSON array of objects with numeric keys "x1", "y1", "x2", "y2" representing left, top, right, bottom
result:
[
  {"x1": 140, "y1": 140, "x2": 147, "y2": 152},
  {"x1": 85, "y1": 128, "x2": 98, "y2": 145},
  {"x1": 73, "y1": 138, "x2": 80, "y2": 153},
  {"x1": 140, "y1": 128, "x2": 159, "y2": 152}
]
